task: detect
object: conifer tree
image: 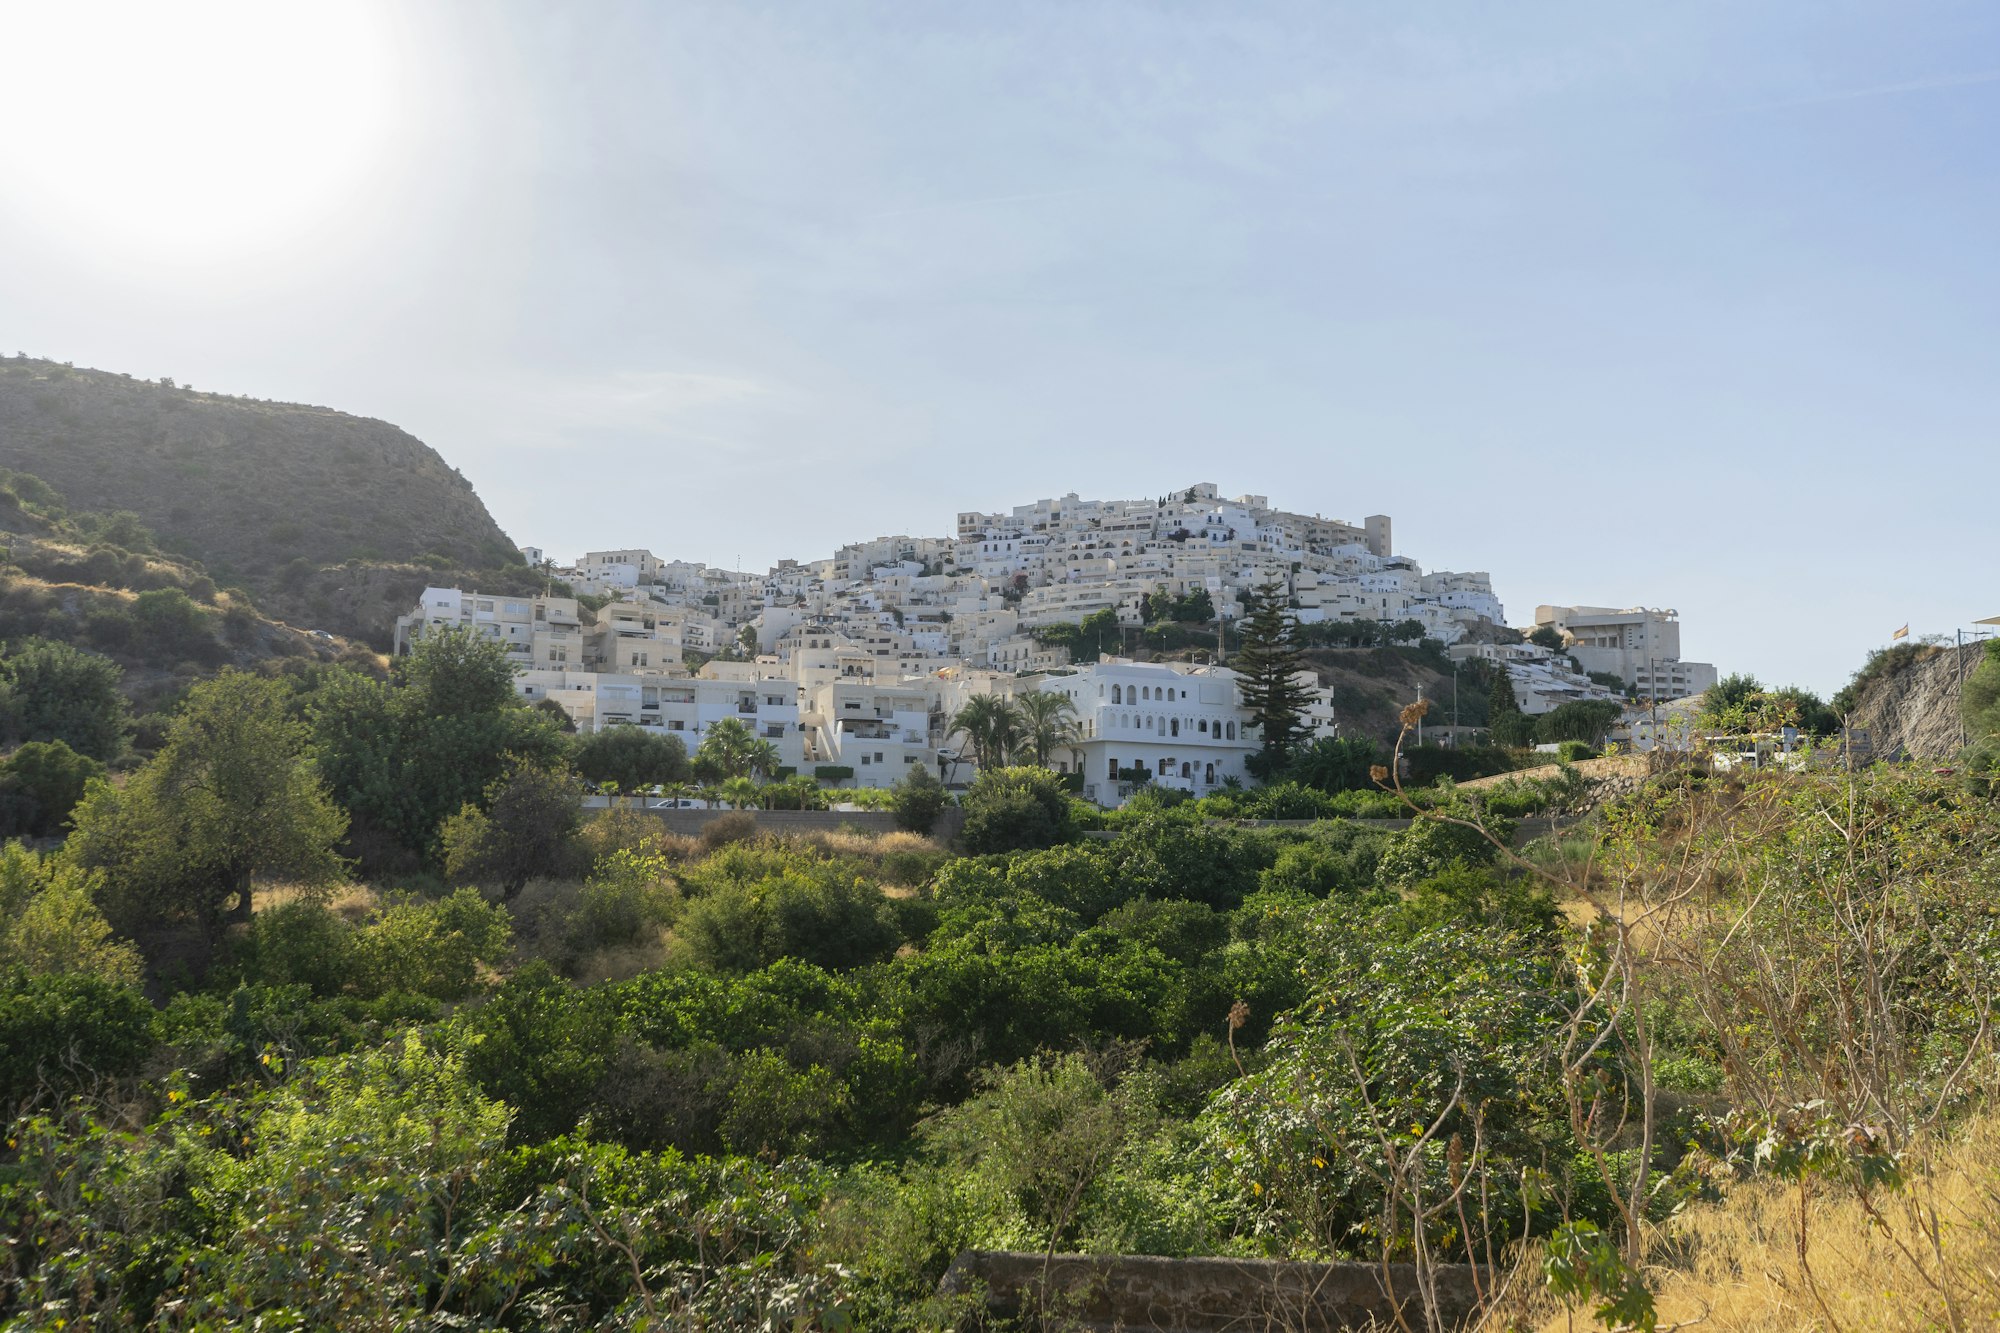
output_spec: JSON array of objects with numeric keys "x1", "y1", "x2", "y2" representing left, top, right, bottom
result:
[{"x1": 1235, "y1": 581, "x2": 1315, "y2": 772}]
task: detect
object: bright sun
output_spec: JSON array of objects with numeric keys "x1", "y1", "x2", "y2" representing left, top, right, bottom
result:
[{"x1": 0, "y1": 1, "x2": 408, "y2": 268}]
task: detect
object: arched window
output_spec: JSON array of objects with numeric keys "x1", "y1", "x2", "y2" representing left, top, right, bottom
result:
[
  {"x1": 1141, "y1": 686, "x2": 1151, "y2": 701},
  {"x1": 1158, "y1": 757, "x2": 1171, "y2": 775},
  {"x1": 1199, "y1": 719, "x2": 1209, "y2": 734},
  {"x1": 1181, "y1": 762, "x2": 1192, "y2": 778},
  {"x1": 1112, "y1": 684, "x2": 1123, "y2": 704},
  {"x1": 1171, "y1": 718, "x2": 1179, "y2": 736},
  {"x1": 1226, "y1": 721, "x2": 1237, "y2": 740},
  {"x1": 1204, "y1": 763, "x2": 1216, "y2": 785}
]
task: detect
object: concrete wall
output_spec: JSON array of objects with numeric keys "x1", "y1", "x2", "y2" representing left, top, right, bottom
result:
[
  {"x1": 617, "y1": 806, "x2": 965, "y2": 841},
  {"x1": 938, "y1": 1250, "x2": 1482, "y2": 1332}
]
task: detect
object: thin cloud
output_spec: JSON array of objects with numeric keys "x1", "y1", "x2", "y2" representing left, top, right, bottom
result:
[
  {"x1": 865, "y1": 186, "x2": 1094, "y2": 222},
  {"x1": 1722, "y1": 67, "x2": 2000, "y2": 115}
]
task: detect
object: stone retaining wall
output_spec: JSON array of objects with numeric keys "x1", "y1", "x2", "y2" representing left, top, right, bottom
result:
[{"x1": 937, "y1": 1250, "x2": 1483, "y2": 1332}]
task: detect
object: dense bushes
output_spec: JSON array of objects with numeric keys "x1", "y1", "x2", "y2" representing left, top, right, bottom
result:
[
  {"x1": 0, "y1": 971, "x2": 155, "y2": 1109},
  {"x1": 0, "y1": 637, "x2": 129, "y2": 760},
  {"x1": 958, "y1": 765, "x2": 1077, "y2": 853}
]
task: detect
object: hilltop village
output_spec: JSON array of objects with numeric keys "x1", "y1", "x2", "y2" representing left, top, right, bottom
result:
[{"x1": 397, "y1": 483, "x2": 1717, "y2": 804}]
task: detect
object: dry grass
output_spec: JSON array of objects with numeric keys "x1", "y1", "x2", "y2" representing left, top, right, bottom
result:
[
  {"x1": 251, "y1": 880, "x2": 381, "y2": 922},
  {"x1": 1517, "y1": 1112, "x2": 2000, "y2": 1332}
]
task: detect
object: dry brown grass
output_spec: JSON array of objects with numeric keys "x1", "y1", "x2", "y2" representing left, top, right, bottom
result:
[
  {"x1": 1515, "y1": 1112, "x2": 2000, "y2": 1332},
  {"x1": 251, "y1": 880, "x2": 381, "y2": 922}
]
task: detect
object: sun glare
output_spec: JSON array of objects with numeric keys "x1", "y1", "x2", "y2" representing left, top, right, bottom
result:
[{"x1": 0, "y1": 1, "x2": 408, "y2": 269}]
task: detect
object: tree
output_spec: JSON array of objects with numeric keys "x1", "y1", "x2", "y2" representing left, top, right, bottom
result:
[
  {"x1": 1698, "y1": 672, "x2": 1763, "y2": 729},
  {"x1": 959, "y1": 766, "x2": 1076, "y2": 854},
  {"x1": 694, "y1": 717, "x2": 769, "y2": 781},
  {"x1": 0, "y1": 637, "x2": 129, "y2": 761},
  {"x1": 572, "y1": 725, "x2": 689, "y2": 790},
  {"x1": 1484, "y1": 668, "x2": 1535, "y2": 747},
  {"x1": 716, "y1": 776, "x2": 761, "y2": 810},
  {"x1": 0, "y1": 739, "x2": 104, "y2": 837},
  {"x1": 1176, "y1": 586, "x2": 1215, "y2": 623},
  {"x1": 1534, "y1": 699, "x2": 1623, "y2": 747},
  {"x1": 67, "y1": 671, "x2": 348, "y2": 932},
  {"x1": 1234, "y1": 582, "x2": 1316, "y2": 772},
  {"x1": 1016, "y1": 690, "x2": 1082, "y2": 768},
  {"x1": 1527, "y1": 625, "x2": 1566, "y2": 651},
  {"x1": 889, "y1": 765, "x2": 949, "y2": 835},
  {"x1": 439, "y1": 757, "x2": 586, "y2": 897},
  {"x1": 1079, "y1": 607, "x2": 1121, "y2": 659},
  {"x1": 311, "y1": 628, "x2": 565, "y2": 866},
  {"x1": 0, "y1": 843, "x2": 143, "y2": 984},
  {"x1": 1387, "y1": 619, "x2": 1427, "y2": 645},
  {"x1": 948, "y1": 694, "x2": 1024, "y2": 772},
  {"x1": 1284, "y1": 736, "x2": 1379, "y2": 794}
]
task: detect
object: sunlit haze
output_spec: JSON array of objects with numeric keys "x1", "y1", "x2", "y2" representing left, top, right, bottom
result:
[{"x1": 4, "y1": 1, "x2": 1999, "y2": 694}]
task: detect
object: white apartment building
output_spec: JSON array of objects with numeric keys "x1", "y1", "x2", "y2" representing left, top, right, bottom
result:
[
  {"x1": 799, "y1": 679, "x2": 938, "y2": 787},
  {"x1": 516, "y1": 662, "x2": 806, "y2": 767},
  {"x1": 1030, "y1": 661, "x2": 1260, "y2": 806},
  {"x1": 1450, "y1": 642, "x2": 1625, "y2": 716},
  {"x1": 1534, "y1": 605, "x2": 1719, "y2": 701}
]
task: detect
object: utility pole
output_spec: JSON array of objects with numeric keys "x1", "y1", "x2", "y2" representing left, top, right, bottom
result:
[{"x1": 1959, "y1": 629, "x2": 1970, "y2": 751}]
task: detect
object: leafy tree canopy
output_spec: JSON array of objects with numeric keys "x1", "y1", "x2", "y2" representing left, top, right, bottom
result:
[{"x1": 0, "y1": 636, "x2": 130, "y2": 761}]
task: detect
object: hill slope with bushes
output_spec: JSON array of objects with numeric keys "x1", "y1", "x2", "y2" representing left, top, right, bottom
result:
[{"x1": 0, "y1": 356, "x2": 527, "y2": 643}]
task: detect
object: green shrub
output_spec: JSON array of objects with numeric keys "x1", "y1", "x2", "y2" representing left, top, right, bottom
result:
[
  {"x1": 889, "y1": 766, "x2": 949, "y2": 835},
  {"x1": 959, "y1": 767, "x2": 1077, "y2": 854},
  {"x1": 0, "y1": 738, "x2": 103, "y2": 836},
  {"x1": 353, "y1": 888, "x2": 511, "y2": 1000},
  {"x1": 234, "y1": 900, "x2": 357, "y2": 997},
  {"x1": 676, "y1": 858, "x2": 898, "y2": 975},
  {"x1": 0, "y1": 971, "x2": 155, "y2": 1107},
  {"x1": 1375, "y1": 810, "x2": 1515, "y2": 886}
]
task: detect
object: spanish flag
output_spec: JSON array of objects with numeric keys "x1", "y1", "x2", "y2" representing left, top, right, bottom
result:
[{"x1": 1892, "y1": 624, "x2": 1909, "y2": 640}]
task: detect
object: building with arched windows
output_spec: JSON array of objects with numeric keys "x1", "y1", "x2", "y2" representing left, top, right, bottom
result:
[{"x1": 1026, "y1": 659, "x2": 1336, "y2": 807}]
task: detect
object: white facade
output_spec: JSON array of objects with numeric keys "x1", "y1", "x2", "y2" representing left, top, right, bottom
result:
[
  {"x1": 1534, "y1": 605, "x2": 1719, "y2": 701},
  {"x1": 1032, "y1": 662, "x2": 1258, "y2": 806}
]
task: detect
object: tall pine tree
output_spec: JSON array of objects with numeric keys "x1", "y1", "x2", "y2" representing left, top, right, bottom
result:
[{"x1": 1234, "y1": 581, "x2": 1316, "y2": 774}]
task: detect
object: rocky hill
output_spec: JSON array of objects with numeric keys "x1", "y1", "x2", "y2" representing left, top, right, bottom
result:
[{"x1": 1839, "y1": 640, "x2": 1984, "y2": 762}]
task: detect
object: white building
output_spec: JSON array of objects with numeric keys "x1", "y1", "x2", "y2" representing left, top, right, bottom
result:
[
  {"x1": 1533, "y1": 605, "x2": 1719, "y2": 701},
  {"x1": 1030, "y1": 661, "x2": 1258, "y2": 806}
]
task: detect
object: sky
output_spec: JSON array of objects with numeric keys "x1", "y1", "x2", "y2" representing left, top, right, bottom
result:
[{"x1": 2, "y1": 1, "x2": 1998, "y2": 695}]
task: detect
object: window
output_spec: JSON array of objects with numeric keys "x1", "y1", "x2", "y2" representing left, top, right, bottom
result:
[
  {"x1": 1199, "y1": 719, "x2": 1209, "y2": 734},
  {"x1": 1171, "y1": 718, "x2": 1179, "y2": 736},
  {"x1": 1181, "y1": 762, "x2": 1192, "y2": 778},
  {"x1": 1112, "y1": 684, "x2": 1123, "y2": 704},
  {"x1": 1226, "y1": 721, "x2": 1237, "y2": 739}
]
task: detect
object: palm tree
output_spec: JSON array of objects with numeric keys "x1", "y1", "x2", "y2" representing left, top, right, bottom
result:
[
  {"x1": 717, "y1": 776, "x2": 760, "y2": 810},
  {"x1": 696, "y1": 716, "x2": 759, "y2": 779},
  {"x1": 948, "y1": 694, "x2": 1025, "y2": 771},
  {"x1": 744, "y1": 737, "x2": 782, "y2": 781},
  {"x1": 1017, "y1": 690, "x2": 1083, "y2": 768}
]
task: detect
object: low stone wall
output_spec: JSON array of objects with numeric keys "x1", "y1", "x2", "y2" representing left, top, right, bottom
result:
[
  {"x1": 616, "y1": 806, "x2": 964, "y2": 841},
  {"x1": 937, "y1": 1250, "x2": 1483, "y2": 1332}
]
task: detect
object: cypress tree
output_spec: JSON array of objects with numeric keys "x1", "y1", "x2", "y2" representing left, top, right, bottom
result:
[{"x1": 1235, "y1": 581, "x2": 1315, "y2": 770}]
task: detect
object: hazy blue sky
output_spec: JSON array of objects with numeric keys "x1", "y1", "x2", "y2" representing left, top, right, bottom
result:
[{"x1": 3, "y1": 1, "x2": 1997, "y2": 693}]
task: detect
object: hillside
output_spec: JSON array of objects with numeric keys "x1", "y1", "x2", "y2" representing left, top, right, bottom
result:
[
  {"x1": 0, "y1": 356, "x2": 519, "y2": 604},
  {"x1": 1837, "y1": 640, "x2": 1984, "y2": 761},
  {"x1": 0, "y1": 470, "x2": 381, "y2": 719}
]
